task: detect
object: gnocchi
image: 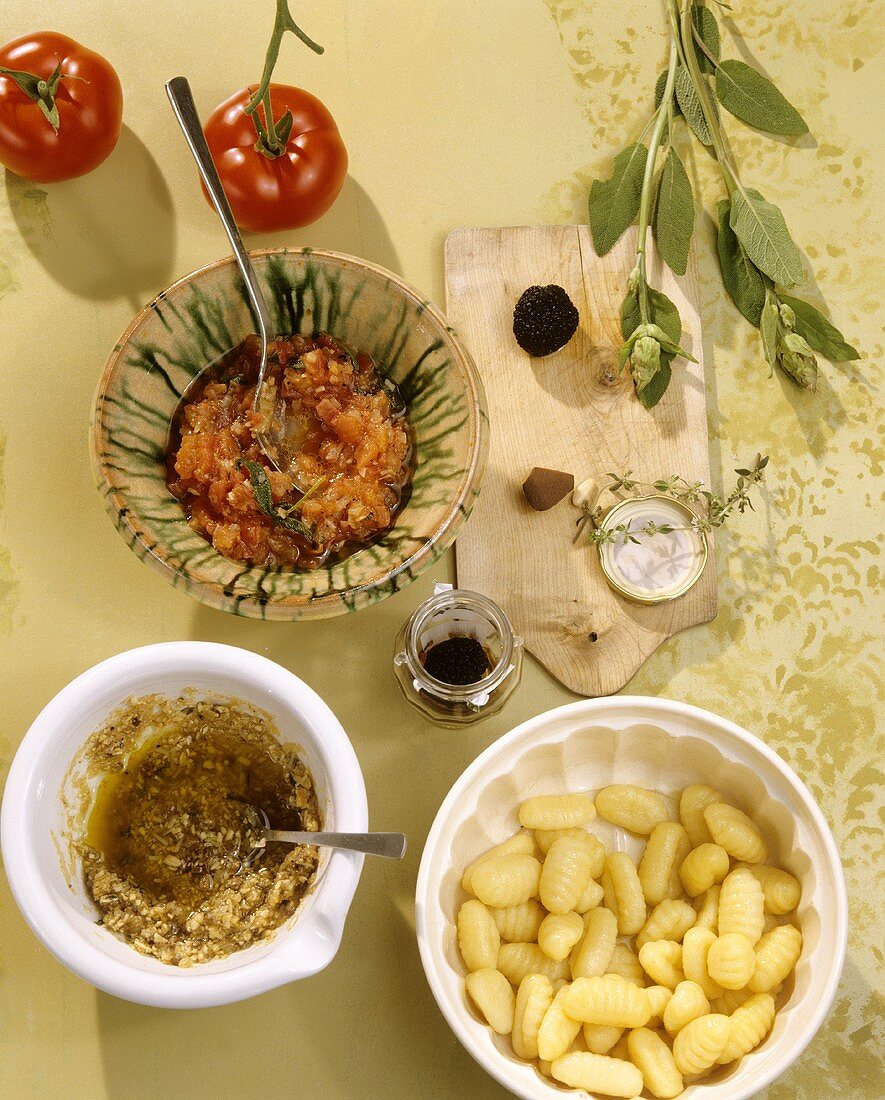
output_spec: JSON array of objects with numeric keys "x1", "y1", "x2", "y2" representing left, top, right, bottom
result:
[
  {"x1": 718, "y1": 992, "x2": 776, "y2": 1063},
  {"x1": 538, "y1": 911, "x2": 585, "y2": 961},
  {"x1": 638, "y1": 939, "x2": 684, "y2": 989},
  {"x1": 606, "y1": 851, "x2": 647, "y2": 935},
  {"x1": 704, "y1": 802, "x2": 767, "y2": 864},
  {"x1": 497, "y1": 942, "x2": 569, "y2": 986},
  {"x1": 673, "y1": 1013, "x2": 731, "y2": 1075},
  {"x1": 537, "y1": 984, "x2": 582, "y2": 1061},
  {"x1": 457, "y1": 899, "x2": 500, "y2": 971},
  {"x1": 541, "y1": 836, "x2": 595, "y2": 914},
  {"x1": 461, "y1": 831, "x2": 534, "y2": 893},
  {"x1": 511, "y1": 973, "x2": 553, "y2": 1059},
  {"x1": 453, "y1": 784, "x2": 804, "y2": 1098},
  {"x1": 682, "y1": 926, "x2": 724, "y2": 1000},
  {"x1": 562, "y1": 975, "x2": 652, "y2": 1028},
  {"x1": 679, "y1": 785, "x2": 721, "y2": 847},
  {"x1": 596, "y1": 784, "x2": 669, "y2": 835},
  {"x1": 738, "y1": 862, "x2": 802, "y2": 915},
  {"x1": 718, "y1": 867, "x2": 765, "y2": 945},
  {"x1": 551, "y1": 1051, "x2": 644, "y2": 1097},
  {"x1": 679, "y1": 843, "x2": 730, "y2": 897},
  {"x1": 465, "y1": 968, "x2": 515, "y2": 1034},
  {"x1": 583, "y1": 1023, "x2": 624, "y2": 1055},
  {"x1": 707, "y1": 932, "x2": 756, "y2": 990},
  {"x1": 490, "y1": 899, "x2": 546, "y2": 943},
  {"x1": 639, "y1": 822, "x2": 692, "y2": 904},
  {"x1": 627, "y1": 1027, "x2": 683, "y2": 1099},
  {"x1": 663, "y1": 980, "x2": 711, "y2": 1036},
  {"x1": 636, "y1": 899, "x2": 696, "y2": 950},
  {"x1": 570, "y1": 905, "x2": 618, "y2": 980},
  {"x1": 750, "y1": 924, "x2": 803, "y2": 993},
  {"x1": 470, "y1": 853, "x2": 541, "y2": 908},
  {"x1": 518, "y1": 793, "x2": 596, "y2": 830}
]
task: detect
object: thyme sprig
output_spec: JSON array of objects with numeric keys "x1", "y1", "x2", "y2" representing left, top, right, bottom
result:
[
  {"x1": 588, "y1": 1, "x2": 860, "y2": 406},
  {"x1": 575, "y1": 454, "x2": 768, "y2": 546}
]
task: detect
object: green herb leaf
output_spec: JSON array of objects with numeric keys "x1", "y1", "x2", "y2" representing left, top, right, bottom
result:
[
  {"x1": 759, "y1": 289, "x2": 780, "y2": 372},
  {"x1": 655, "y1": 70, "x2": 681, "y2": 113},
  {"x1": 691, "y1": 5, "x2": 721, "y2": 74},
  {"x1": 620, "y1": 285, "x2": 682, "y2": 345},
  {"x1": 714, "y1": 59, "x2": 808, "y2": 136},
  {"x1": 637, "y1": 362, "x2": 672, "y2": 408},
  {"x1": 715, "y1": 198, "x2": 767, "y2": 326},
  {"x1": 589, "y1": 142, "x2": 649, "y2": 256},
  {"x1": 273, "y1": 512, "x2": 315, "y2": 540},
  {"x1": 777, "y1": 295, "x2": 860, "y2": 361},
  {"x1": 653, "y1": 147, "x2": 695, "y2": 276},
  {"x1": 729, "y1": 187, "x2": 804, "y2": 287},
  {"x1": 242, "y1": 459, "x2": 275, "y2": 516},
  {"x1": 778, "y1": 329, "x2": 818, "y2": 390},
  {"x1": 675, "y1": 67, "x2": 714, "y2": 146},
  {"x1": 241, "y1": 459, "x2": 315, "y2": 542}
]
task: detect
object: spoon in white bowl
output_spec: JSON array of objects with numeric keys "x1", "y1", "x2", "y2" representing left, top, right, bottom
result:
[
  {"x1": 165, "y1": 76, "x2": 298, "y2": 473},
  {"x1": 240, "y1": 807, "x2": 406, "y2": 867}
]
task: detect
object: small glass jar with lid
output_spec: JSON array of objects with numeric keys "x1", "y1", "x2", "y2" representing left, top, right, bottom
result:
[{"x1": 393, "y1": 585, "x2": 523, "y2": 727}]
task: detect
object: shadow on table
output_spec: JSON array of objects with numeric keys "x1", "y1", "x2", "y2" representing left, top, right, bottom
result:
[
  {"x1": 5, "y1": 126, "x2": 176, "y2": 311},
  {"x1": 240, "y1": 175, "x2": 403, "y2": 282}
]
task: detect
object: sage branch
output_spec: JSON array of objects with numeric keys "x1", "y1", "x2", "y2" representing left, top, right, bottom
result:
[{"x1": 587, "y1": 1, "x2": 859, "y2": 406}]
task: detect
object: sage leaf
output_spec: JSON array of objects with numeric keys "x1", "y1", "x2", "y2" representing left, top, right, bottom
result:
[
  {"x1": 729, "y1": 187, "x2": 804, "y2": 287},
  {"x1": 241, "y1": 459, "x2": 315, "y2": 541},
  {"x1": 778, "y1": 295, "x2": 860, "y2": 360},
  {"x1": 589, "y1": 143, "x2": 649, "y2": 256},
  {"x1": 759, "y1": 290, "x2": 780, "y2": 371},
  {"x1": 675, "y1": 67, "x2": 714, "y2": 146},
  {"x1": 716, "y1": 198, "x2": 766, "y2": 326},
  {"x1": 273, "y1": 511, "x2": 315, "y2": 540},
  {"x1": 637, "y1": 361, "x2": 672, "y2": 409},
  {"x1": 691, "y1": 5, "x2": 721, "y2": 75},
  {"x1": 715, "y1": 59, "x2": 808, "y2": 136},
  {"x1": 242, "y1": 459, "x2": 275, "y2": 516},
  {"x1": 653, "y1": 147, "x2": 695, "y2": 276},
  {"x1": 620, "y1": 285, "x2": 682, "y2": 345},
  {"x1": 655, "y1": 70, "x2": 682, "y2": 113}
]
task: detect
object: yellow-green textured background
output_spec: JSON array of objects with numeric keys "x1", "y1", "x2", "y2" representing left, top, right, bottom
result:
[{"x1": 0, "y1": 2, "x2": 882, "y2": 1096}]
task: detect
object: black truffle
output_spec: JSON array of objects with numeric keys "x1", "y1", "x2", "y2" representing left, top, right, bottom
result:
[{"x1": 512, "y1": 284, "x2": 579, "y2": 357}]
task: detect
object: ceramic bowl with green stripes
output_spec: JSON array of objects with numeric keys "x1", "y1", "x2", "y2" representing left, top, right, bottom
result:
[{"x1": 91, "y1": 248, "x2": 488, "y2": 619}]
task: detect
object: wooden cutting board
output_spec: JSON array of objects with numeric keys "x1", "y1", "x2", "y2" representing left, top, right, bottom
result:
[{"x1": 445, "y1": 225, "x2": 717, "y2": 697}]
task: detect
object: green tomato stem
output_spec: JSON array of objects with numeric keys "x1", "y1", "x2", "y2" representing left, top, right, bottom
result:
[
  {"x1": 635, "y1": 39, "x2": 678, "y2": 322},
  {"x1": 245, "y1": 0, "x2": 324, "y2": 156},
  {"x1": 0, "y1": 61, "x2": 66, "y2": 132}
]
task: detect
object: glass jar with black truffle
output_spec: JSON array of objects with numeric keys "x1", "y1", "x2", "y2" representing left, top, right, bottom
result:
[{"x1": 393, "y1": 586, "x2": 523, "y2": 727}]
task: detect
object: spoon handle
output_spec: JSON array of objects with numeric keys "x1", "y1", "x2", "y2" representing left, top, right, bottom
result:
[
  {"x1": 164, "y1": 77, "x2": 274, "y2": 356},
  {"x1": 266, "y1": 830, "x2": 407, "y2": 860}
]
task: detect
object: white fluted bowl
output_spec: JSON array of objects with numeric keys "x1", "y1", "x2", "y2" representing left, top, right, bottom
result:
[
  {"x1": 416, "y1": 697, "x2": 847, "y2": 1099},
  {"x1": 1, "y1": 642, "x2": 367, "y2": 1008}
]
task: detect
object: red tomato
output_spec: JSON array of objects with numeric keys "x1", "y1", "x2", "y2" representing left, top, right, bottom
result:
[
  {"x1": 0, "y1": 32, "x2": 123, "y2": 183},
  {"x1": 203, "y1": 84, "x2": 347, "y2": 234}
]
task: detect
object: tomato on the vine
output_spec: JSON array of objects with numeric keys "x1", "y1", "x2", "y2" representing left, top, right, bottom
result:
[
  {"x1": 203, "y1": 83, "x2": 347, "y2": 234},
  {"x1": 0, "y1": 31, "x2": 123, "y2": 183}
]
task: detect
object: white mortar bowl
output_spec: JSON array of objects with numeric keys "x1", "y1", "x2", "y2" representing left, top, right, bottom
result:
[
  {"x1": 1, "y1": 642, "x2": 367, "y2": 1008},
  {"x1": 416, "y1": 697, "x2": 847, "y2": 1099}
]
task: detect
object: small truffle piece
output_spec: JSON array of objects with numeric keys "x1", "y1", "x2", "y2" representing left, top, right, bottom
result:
[
  {"x1": 513, "y1": 284, "x2": 580, "y2": 356},
  {"x1": 522, "y1": 467, "x2": 575, "y2": 511}
]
